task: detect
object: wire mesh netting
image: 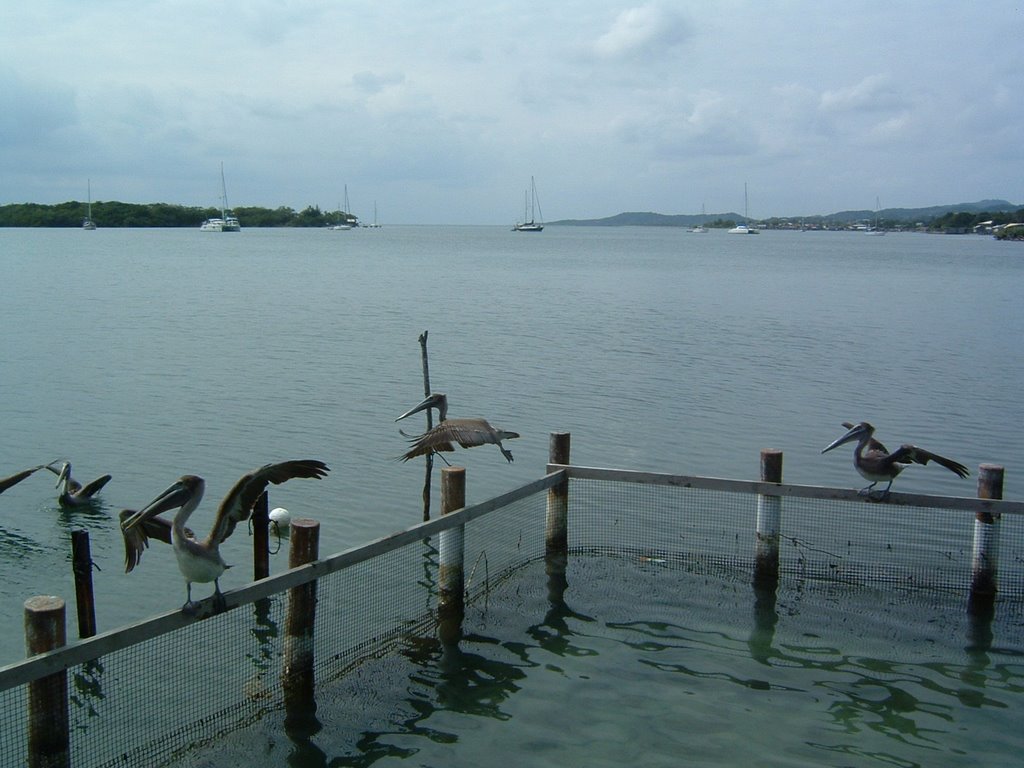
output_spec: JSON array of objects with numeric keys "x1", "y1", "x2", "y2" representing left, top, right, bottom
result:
[
  {"x1": 568, "y1": 478, "x2": 1022, "y2": 596},
  {"x1": 0, "y1": 470, "x2": 1020, "y2": 767}
]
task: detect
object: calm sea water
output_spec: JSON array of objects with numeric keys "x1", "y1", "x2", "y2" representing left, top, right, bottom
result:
[
  {"x1": 189, "y1": 556, "x2": 1024, "y2": 767},
  {"x1": 1, "y1": 226, "x2": 1022, "y2": 667}
]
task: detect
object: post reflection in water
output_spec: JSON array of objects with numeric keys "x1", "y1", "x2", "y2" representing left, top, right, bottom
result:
[{"x1": 748, "y1": 583, "x2": 780, "y2": 666}]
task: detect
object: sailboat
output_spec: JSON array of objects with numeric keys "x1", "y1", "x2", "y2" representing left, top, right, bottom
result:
[
  {"x1": 331, "y1": 185, "x2": 354, "y2": 229},
  {"x1": 727, "y1": 183, "x2": 759, "y2": 234},
  {"x1": 365, "y1": 200, "x2": 382, "y2": 228},
  {"x1": 865, "y1": 197, "x2": 885, "y2": 235},
  {"x1": 688, "y1": 203, "x2": 708, "y2": 233},
  {"x1": 513, "y1": 177, "x2": 544, "y2": 232},
  {"x1": 82, "y1": 179, "x2": 97, "y2": 230},
  {"x1": 200, "y1": 163, "x2": 241, "y2": 232}
]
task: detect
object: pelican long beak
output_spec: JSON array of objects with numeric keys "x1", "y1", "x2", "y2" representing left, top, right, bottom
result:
[
  {"x1": 55, "y1": 463, "x2": 70, "y2": 489},
  {"x1": 121, "y1": 480, "x2": 192, "y2": 531},
  {"x1": 821, "y1": 424, "x2": 866, "y2": 454},
  {"x1": 395, "y1": 394, "x2": 443, "y2": 422}
]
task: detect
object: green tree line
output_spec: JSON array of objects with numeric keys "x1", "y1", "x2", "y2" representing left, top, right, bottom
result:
[
  {"x1": 0, "y1": 201, "x2": 358, "y2": 228},
  {"x1": 929, "y1": 208, "x2": 1024, "y2": 232}
]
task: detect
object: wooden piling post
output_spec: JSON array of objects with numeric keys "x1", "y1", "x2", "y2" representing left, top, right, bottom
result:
[
  {"x1": 418, "y1": 330, "x2": 435, "y2": 522},
  {"x1": 282, "y1": 519, "x2": 320, "y2": 717},
  {"x1": 545, "y1": 433, "x2": 571, "y2": 600},
  {"x1": 753, "y1": 449, "x2": 783, "y2": 589},
  {"x1": 969, "y1": 465, "x2": 1003, "y2": 614},
  {"x1": 25, "y1": 596, "x2": 69, "y2": 768},
  {"x1": 71, "y1": 529, "x2": 97, "y2": 639},
  {"x1": 438, "y1": 466, "x2": 466, "y2": 645},
  {"x1": 252, "y1": 491, "x2": 270, "y2": 581}
]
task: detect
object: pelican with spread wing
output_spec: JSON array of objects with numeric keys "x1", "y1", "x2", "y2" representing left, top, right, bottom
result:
[
  {"x1": 46, "y1": 461, "x2": 112, "y2": 507},
  {"x1": 395, "y1": 392, "x2": 520, "y2": 463},
  {"x1": 120, "y1": 459, "x2": 330, "y2": 612},
  {"x1": 822, "y1": 421, "x2": 969, "y2": 499}
]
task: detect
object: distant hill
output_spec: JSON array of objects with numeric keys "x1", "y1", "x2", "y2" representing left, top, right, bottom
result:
[
  {"x1": 550, "y1": 200, "x2": 1022, "y2": 227},
  {"x1": 551, "y1": 211, "x2": 735, "y2": 227}
]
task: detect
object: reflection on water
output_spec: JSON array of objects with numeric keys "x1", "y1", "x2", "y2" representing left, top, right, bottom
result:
[{"x1": 187, "y1": 555, "x2": 1024, "y2": 767}]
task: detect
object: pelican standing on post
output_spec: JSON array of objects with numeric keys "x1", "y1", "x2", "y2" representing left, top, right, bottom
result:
[
  {"x1": 120, "y1": 459, "x2": 330, "y2": 612},
  {"x1": 395, "y1": 392, "x2": 520, "y2": 463},
  {"x1": 46, "y1": 461, "x2": 112, "y2": 507},
  {"x1": 821, "y1": 421, "x2": 969, "y2": 499}
]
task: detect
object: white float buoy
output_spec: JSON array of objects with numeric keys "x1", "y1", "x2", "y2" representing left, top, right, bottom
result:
[{"x1": 270, "y1": 507, "x2": 291, "y2": 537}]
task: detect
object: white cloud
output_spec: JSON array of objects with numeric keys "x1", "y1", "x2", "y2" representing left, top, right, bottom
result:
[
  {"x1": 592, "y1": 3, "x2": 691, "y2": 60},
  {"x1": 820, "y1": 75, "x2": 905, "y2": 113}
]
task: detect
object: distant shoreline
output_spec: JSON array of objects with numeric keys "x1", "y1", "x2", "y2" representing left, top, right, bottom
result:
[{"x1": 1, "y1": 198, "x2": 1021, "y2": 231}]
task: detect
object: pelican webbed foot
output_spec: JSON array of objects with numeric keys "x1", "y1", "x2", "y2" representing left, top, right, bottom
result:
[
  {"x1": 858, "y1": 481, "x2": 892, "y2": 502},
  {"x1": 500, "y1": 447, "x2": 514, "y2": 463}
]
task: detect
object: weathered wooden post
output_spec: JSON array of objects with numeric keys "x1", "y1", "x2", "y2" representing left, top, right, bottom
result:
[
  {"x1": 282, "y1": 519, "x2": 320, "y2": 720},
  {"x1": 968, "y1": 464, "x2": 1003, "y2": 615},
  {"x1": 545, "y1": 433, "x2": 571, "y2": 604},
  {"x1": 753, "y1": 449, "x2": 783, "y2": 590},
  {"x1": 252, "y1": 491, "x2": 270, "y2": 580},
  {"x1": 437, "y1": 466, "x2": 466, "y2": 646},
  {"x1": 25, "y1": 596, "x2": 69, "y2": 768},
  {"x1": 418, "y1": 330, "x2": 435, "y2": 522},
  {"x1": 71, "y1": 529, "x2": 97, "y2": 639}
]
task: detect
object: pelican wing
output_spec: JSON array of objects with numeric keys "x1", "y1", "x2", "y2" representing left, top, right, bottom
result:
[
  {"x1": 890, "y1": 444, "x2": 970, "y2": 478},
  {"x1": 119, "y1": 509, "x2": 195, "y2": 573},
  {"x1": 0, "y1": 465, "x2": 45, "y2": 494},
  {"x1": 399, "y1": 433, "x2": 456, "y2": 461},
  {"x1": 206, "y1": 460, "x2": 330, "y2": 547},
  {"x1": 398, "y1": 418, "x2": 493, "y2": 460},
  {"x1": 79, "y1": 474, "x2": 113, "y2": 498}
]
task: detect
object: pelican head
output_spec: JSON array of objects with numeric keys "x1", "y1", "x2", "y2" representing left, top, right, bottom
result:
[
  {"x1": 396, "y1": 392, "x2": 449, "y2": 423},
  {"x1": 122, "y1": 475, "x2": 205, "y2": 531},
  {"x1": 821, "y1": 422, "x2": 873, "y2": 454},
  {"x1": 54, "y1": 461, "x2": 71, "y2": 489}
]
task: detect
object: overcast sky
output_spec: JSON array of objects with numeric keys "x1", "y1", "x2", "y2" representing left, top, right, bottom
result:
[{"x1": 3, "y1": 1, "x2": 1022, "y2": 224}]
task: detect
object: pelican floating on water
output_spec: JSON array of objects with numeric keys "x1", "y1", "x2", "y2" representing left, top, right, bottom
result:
[
  {"x1": 821, "y1": 421, "x2": 969, "y2": 499},
  {"x1": 0, "y1": 465, "x2": 46, "y2": 495},
  {"x1": 46, "y1": 461, "x2": 112, "y2": 507},
  {"x1": 120, "y1": 459, "x2": 330, "y2": 612},
  {"x1": 395, "y1": 392, "x2": 520, "y2": 463}
]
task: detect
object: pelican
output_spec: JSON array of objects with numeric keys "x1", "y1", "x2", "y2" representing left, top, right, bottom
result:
[
  {"x1": 821, "y1": 421, "x2": 969, "y2": 498},
  {"x1": 46, "y1": 461, "x2": 112, "y2": 507},
  {"x1": 0, "y1": 465, "x2": 46, "y2": 495},
  {"x1": 121, "y1": 459, "x2": 330, "y2": 612},
  {"x1": 395, "y1": 392, "x2": 520, "y2": 463}
]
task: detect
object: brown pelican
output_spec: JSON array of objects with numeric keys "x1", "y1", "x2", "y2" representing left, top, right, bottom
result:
[
  {"x1": 46, "y1": 461, "x2": 112, "y2": 507},
  {"x1": 120, "y1": 459, "x2": 330, "y2": 612},
  {"x1": 821, "y1": 421, "x2": 969, "y2": 498},
  {"x1": 0, "y1": 465, "x2": 46, "y2": 495},
  {"x1": 395, "y1": 392, "x2": 520, "y2": 463}
]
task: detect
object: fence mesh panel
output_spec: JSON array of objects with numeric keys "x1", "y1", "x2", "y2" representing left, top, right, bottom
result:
[{"x1": 0, "y1": 471, "x2": 1019, "y2": 767}]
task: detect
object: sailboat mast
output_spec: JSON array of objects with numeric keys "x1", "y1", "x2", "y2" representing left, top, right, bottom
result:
[{"x1": 220, "y1": 162, "x2": 229, "y2": 218}]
